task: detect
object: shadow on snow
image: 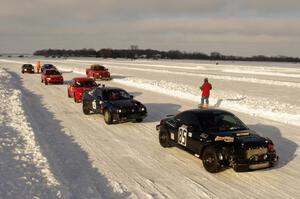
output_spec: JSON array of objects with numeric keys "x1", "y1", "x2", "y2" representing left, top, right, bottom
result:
[{"x1": 8, "y1": 70, "x2": 130, "y2": 199}]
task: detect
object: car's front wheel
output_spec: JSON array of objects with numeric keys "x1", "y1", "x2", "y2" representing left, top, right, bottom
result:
[
  {"x1": 44, "y1": 80, "x2": 48, "y2": 85},
  {"x1": 82, "y1": 102, "x2": 91, "y2": 115},
  {"x1": 202, "y1": 146, "x2": 222, "y2": 173},
  {"x1": 135, "y1": 118, "x2": 143, "y2": 123},
  {"x1": 104, "y1": 110, "x2": 113, "y2": 124},
  {"x1": 159, "y1": 130, "x2": 172, "y2": 148},
  {"x1": 74, "y1": 93, "x2": 79, "y2": 103}
]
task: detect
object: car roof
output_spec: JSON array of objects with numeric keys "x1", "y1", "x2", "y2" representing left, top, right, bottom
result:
[
  {"x1": 93, "y1": 86, "x2": 125, "y2": 92},
  {"x1": 182, "y1": 108, "x2": 233, "y2": 116},
  {"x1": 73, "y1": 77, "x2": 94, "y2": 81}
]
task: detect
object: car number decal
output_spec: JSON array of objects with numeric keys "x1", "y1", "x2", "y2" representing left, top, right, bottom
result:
[
  {"x1": 178, "y1": 125, "x2": 188, "y2": 146},
  {"x1": 92, "y1": 100, "x2": 97, "y2": 109}
]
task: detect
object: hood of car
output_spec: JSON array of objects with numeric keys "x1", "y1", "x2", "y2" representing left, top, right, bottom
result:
[
  {"x1": 75, "y1": 87, "x2": 95, "y2": 93},
  {"x1": 45, "y1": 75, "x2": 63, "y2": 78},
  {"x1": 109, "y1": 99, "x2": 143, "y2": 109}
]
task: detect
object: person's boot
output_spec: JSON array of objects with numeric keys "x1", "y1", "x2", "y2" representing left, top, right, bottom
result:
[{"x1": 203, "y1": 104, "x2": 209, "y2": 109}]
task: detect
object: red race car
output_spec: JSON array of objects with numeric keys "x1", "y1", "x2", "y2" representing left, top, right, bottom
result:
[
  {"x1": 68, "y1": 77, "x2": 98, "y2": 103},
  {"x1": 86, "y1": 64, "x2": 111, "y2": 80},
  {"x1": 41, "y1": 69, "x2": 64, "y2": 85}
]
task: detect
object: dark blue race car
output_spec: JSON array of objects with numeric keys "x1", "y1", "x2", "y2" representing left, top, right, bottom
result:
[{"x1": 82, "y1": 86, "x2": 147, "y2": 124}]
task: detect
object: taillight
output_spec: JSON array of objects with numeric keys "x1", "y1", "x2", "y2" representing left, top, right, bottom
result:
[{"x1": 268, "y1": 144, "x2": 275, "y2": 152}]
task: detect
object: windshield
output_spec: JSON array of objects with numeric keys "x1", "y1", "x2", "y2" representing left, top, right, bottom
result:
[
  {"x1": 23, "y1": 64, "x2": 33, "y2": 68},
  {"x1": 75, "y1": 80, "x2": 97, "y2": 87},
  {"x1": 44, "y1": 64, "x2": 54, "y2": 68},
  {"x1": 93, "y1": 66, "x2": 106, "y2": 71},
  {"x1": 103, "y1": 89, "x2": 131, "y2": 101},
  {"x1": 45, "y1": 70, "x2": 61, "y2": 75},
  {"x1": 197, "y1": 112, "x2": 248, "y2": 133}
]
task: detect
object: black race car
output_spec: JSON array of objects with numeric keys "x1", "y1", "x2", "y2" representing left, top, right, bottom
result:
[
  {"x1": 41, "y1": 64, "x2": 57, "y2": 73},
  {"x1": 156, "y1": 109, "x2": 278, "y2": 173},
  {"x1": 21, "y1": 64, "x2": 35, "y2": 73},
  {"x1": 82, "y1": 86, "x2": 147, "y2": 124}
]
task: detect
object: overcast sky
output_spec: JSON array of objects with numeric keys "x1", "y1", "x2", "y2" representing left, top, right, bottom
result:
[{"x1": 1, "y1": 0, "x2": 299, "y2": 56}]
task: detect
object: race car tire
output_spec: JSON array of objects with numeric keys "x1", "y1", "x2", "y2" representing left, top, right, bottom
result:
[
  {"x1": 74, "y1": 94, "x2": 79, "y2": 103},
  {"x1": 135, "y1": 118, "x2": 143, "y2": 123},
  {"x1": 45, "y1": 80, "x2": 48, "y2": 85},
  {"x1": 68, "y1": 90, "x2": 71, "y2": 98},
  {"x1": 22, "y1": 71, "x2": 24, "y2": 74},
  {"x1": 41, "y1": 79, "x2": 43, "y2": 83},
  {"x1": 159, "y1": 130, "x2": 172, "y2": 148},
  {"x1": 104, "y1": 110, "x2": 113, "y2": 124},
  {"x1": 82, "y1": 103, "x2": 91, "y2": 115},
  {"x1": 202, "y1": 146, "x2": 222, "y2": 173}
]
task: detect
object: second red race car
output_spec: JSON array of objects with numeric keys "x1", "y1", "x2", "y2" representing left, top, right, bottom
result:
[
  {"x1": 86, "y1": 64, "x2": 111, "y2": 80},
  {"x1": 68, "y1": 77, "x2": 98, "y2": 103},
  {"x1": 41, "y1": 69, "x2": 64, "y2": 85}
]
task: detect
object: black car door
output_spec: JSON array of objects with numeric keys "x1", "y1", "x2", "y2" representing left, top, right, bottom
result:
[{"x1": 174, "y1": 111, "x2": 205, "y2": 153}]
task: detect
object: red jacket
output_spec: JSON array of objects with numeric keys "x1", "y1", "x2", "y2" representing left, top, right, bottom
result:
[{"x1": 201, "y1": 82, "x2": 212, "y2": 97}]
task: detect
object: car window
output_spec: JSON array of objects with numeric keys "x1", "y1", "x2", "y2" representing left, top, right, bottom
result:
[
  {"x1": 75, "y1": 80, "x2": 97, "y2": 87},
  {"x1": 45, "y1": 70, "x2": 60, "y2": 75},
  {"x1": 175, "y1": 111, "x2": 201, "y2": 127},
  {"x1": 93, "y1": 66, "x2": 105, "y2": 71},
  {"x1": 196, "y1": 112, "x2": 248, "y2": 133},
  {"x1": 103, "y1": 89, "x2": 130, "y2": 101}
]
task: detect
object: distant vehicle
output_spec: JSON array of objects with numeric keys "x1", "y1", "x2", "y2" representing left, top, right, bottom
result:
[
  {"x1": 41, "y1": 64, "x2": 57, "y2": 73},
  {"x1": 156, "y1": 109, "x2": 278, "y2": 173},
  {"x1": 41, "y1": 69, "x2": 64, "y2": 85},
  {"x1": 21, "y1": 64, "x2": 35, "y2": 74},
  {"x1": 68, "y1": 77, "x2": 98, "y2": 103},
  {"x1": 82, "y1": 87, "x2": 147, "y2": 124},
  {"x1": 86, "y1": 64, "x2": 111, "y2": 80}
]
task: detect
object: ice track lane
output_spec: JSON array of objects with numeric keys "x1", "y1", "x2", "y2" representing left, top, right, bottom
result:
[{"x1": 1, "y1": 59, "x2": 300, "y2": 198}]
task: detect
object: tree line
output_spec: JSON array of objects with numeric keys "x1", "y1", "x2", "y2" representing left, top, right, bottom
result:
[{"x1": 33, "y1": 48, "x2": 300, "y2": 63}]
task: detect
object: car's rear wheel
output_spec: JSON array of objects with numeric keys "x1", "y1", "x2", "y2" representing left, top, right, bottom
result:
[
  {"x1": 22, "y1": 71, "x2": 24, "y2": 74},
  {"x1": 202, "y1": 146, "x2": 222, "y2": 173},
  {"x1": 159, "y1": 130, "x2": 172, "y2": 148},
  {"x1": 104, "y1": 110, "x2": 113, "y2": 124}
]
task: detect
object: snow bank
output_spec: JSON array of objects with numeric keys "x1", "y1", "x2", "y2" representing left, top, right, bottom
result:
[
  {"x1": 112, "y1": 77, "x2": 300, "y2": 127},
  {"x1": 0, "y1": 67, "x2": 66, "y2": 198}
]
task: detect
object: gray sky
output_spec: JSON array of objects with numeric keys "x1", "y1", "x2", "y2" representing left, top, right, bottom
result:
[{"x1": 1, "y1": 0, "x2": 299, "y2": 56}]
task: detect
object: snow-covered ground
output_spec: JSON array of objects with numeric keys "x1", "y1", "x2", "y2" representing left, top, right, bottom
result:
[{"x1": 0, "y1": 57, "x2": 300, "y2": 198}]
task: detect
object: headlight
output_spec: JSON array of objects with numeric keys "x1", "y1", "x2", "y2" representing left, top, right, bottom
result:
[
  {"x1": 118, "y1": 109, "x2": 122, "y2": 113},
  {"x1": 47, "y1": 77, "x2": 51, "y2": 80},
  {"x1": 141, "y1": 107, "x2": 145, "y2": 111}
]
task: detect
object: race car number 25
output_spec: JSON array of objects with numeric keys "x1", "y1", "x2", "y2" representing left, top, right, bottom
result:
[{"x1": 178, "y1": 125, "x2": 188, "y2": 146}]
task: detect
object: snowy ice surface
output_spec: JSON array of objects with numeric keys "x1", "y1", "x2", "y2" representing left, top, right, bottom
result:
[
  {"x1": 1, "y1": 58, "x2": 300, "y2": 198},
  {"x1": 0, "y1": 68, "x2": 66, "y2": 199}
]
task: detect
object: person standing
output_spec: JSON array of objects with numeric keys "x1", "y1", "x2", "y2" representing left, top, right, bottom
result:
[
  {"x1": 199, "y1": 78, "x2": 212, "y2": 108},
  {"x1": 36, "y1": 61, "x2": 41, "y2": 73}
]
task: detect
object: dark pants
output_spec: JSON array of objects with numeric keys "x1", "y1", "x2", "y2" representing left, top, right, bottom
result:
[{"x1": 201, "y1": 96, "x2": 209, "y2": 104}]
